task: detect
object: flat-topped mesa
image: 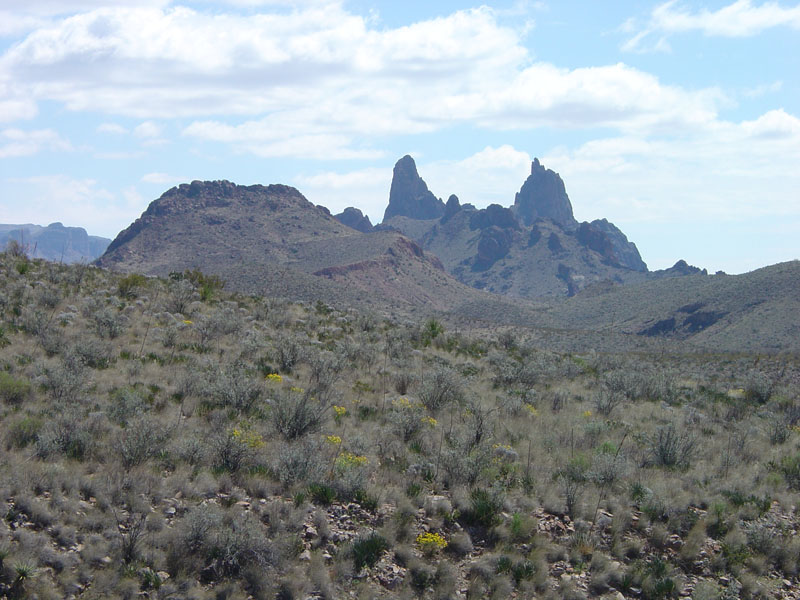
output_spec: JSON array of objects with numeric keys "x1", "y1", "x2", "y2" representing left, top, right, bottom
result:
[
  {"x1": 383, "y1": 155, "x2": 445, "y2": 221},
  {"x1": 513, "y1": 158, "x2": 577, "y2": 229}
]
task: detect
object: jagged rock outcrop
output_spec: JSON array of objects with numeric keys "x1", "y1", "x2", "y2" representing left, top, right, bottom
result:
[
  {"x1": 579, "y1": 219, "x2": 647, "y2": 272},
  {"x1": 655, "y1": 260, "x2": 708, "y2": 277},
  {"x1": 474, "y1": 227, "x2": 514, "y2": 271},
  {"x1": 383, "y1": 155, "x2": 445, "y2": 221},
  {"x1": 469, "y1": 204, "x2": 519, "y2": 231},
  {"x1": 0, "y1": 222, "x2": 110, "y2": 263},
  {"x1": 513, "y1": 158, "x2": 577, "y2": 229},
  {"x1": 441, "y1": 195, "x2": 461, "y2": 223},
  {"x1": 334, "y1": 207, "x2": 373, "y2": 233}
]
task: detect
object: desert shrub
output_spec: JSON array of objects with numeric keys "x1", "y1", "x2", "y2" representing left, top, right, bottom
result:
[
  {"x1": 270, "y1": 388, "x2": 326, "y2": 440},
  {"x1": 117, "y1": 415, "x2": 171, "y2": 469},
  {"x1": 419, "y1": 366, "x2": 463, "y2": 412},
  {"x1": 387, "y1": 396, "x2": 425, "y2": 442},
  {"x1": 165, "y1": 279, "x2": 196, "y2": 314},
  {"x1": 273, "y1": 438, "x2": 326, "y2": 488},
  {"x1": 107, "y1": 386, "x2": 149, "y2": 425},
  {"x1": 91, "y1": 306, "x2": 125, "y2": 339},
  {"x1": 555, "y1": 454, "x2": 590, "y2": 517},
  {"x1": 307, "y1": 350, "x2": 342, "y2": 403},
  {"x1": 117, "y1": 273, "x2": 147, "y2": 299},
  {"x1": 208, "y1": 426, "x2": 264, "y2": 473},
  {"x1": 0, "y1": 371, "x2": 31, "y2": 405},
  {"x1": 647, "y1": 424, "x2": 695, "y2": 469},
  {"x1": 6, "y1": 415, "x2": 42, "y2": 449},
  {"x1": 777, "y1": 453, "x2": 800, "y2": 490},
  {"x1": 211, "y1": 361, "x2": 263, "y2": 413},
  {"x1": 35, "y1": 409, "x2": 97, "y2": 460},
  {"x1": 460, "y1": 487, "x2": 503, "y2": 529},
  {"x1": 593, "y1": 385, "x2": 623, "y2": 416},
  {"x1": 274, "y1": 335, "x2": 303, "y2": 373},
  {"x1": 71, "y1": 339, "x2": 113, "y2": 369},
  {"x1": 180, "y1": 268, "x2": 225, "y2": 302},
  {"x1": 440, "y1": 438, "x2": 493, "y2": 487},
  {"x1": 351, "y1": 533, "x2": 389, "y2": 570},
  {"x1": 744, "y1": 371, "x2": 775, "y2": 404},
  {"x1": 392, "y1": 367, "x2": 416, "y2": 395},
  {"x1": 332, "y1": 451, "x2": 371, "y2": 500},
  {"x1": 37, "y1": 358, "x2": 86, "y2": 403}
]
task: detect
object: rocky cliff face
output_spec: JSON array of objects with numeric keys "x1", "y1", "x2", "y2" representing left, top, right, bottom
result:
[
  {"x1": 383, "y1": 155, "x2": 445, "y2": 221},
  {"x1": 380, "y1": 155, "x2": 663, "y2": 297},
  {"x1": 513, "y1": 158, "x2": 577, "y2": 229},
  {"x1": 576, "y1": 219, "x2": 647, "y2": 272},
  {"x1": 334, "y1": 207, "x2": 373, "y2": 233}
]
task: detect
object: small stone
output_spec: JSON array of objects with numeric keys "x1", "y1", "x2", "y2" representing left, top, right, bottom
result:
[{"x1": 299, "y1": 550, "x2": 312, "y2": 562}]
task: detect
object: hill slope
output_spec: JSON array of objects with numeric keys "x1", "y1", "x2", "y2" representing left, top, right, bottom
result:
[
  {"x1": 540, "y1": 260, "x2": 800, "y2": 352},
  {"x1": 97, "y1": 180, "x2": 507, "y2": 313}
]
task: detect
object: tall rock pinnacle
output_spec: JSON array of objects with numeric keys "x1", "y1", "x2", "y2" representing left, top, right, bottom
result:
[
  {"x1": 513, "y1": 158, "x2": 577, "y2": 228},
  {"x1": 383, "y1": 155, "x2": 445, "y2": 222}
]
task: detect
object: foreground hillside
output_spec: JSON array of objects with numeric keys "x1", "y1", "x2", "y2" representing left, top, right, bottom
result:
[{"x1": 2, "y1": 251, "x2": 800, "y2": 599}]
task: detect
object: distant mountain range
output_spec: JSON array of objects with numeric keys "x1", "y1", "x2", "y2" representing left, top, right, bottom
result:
[
  {"x1": 333, "y1": 155, "x2": 704, "y2": 297},
  {"x1": 0, "y1": 222, "x2": 110, "y2": 263},
  {"x1": 90, "y1": 158, "x2": 799, "y2": 353}
]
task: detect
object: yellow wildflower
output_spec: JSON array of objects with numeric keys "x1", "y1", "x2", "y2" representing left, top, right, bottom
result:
[
  {"x1": 416, "y1": 532, "x2": 447, "y2": 554},
  {"x1": 325, "y1": 435, "x2": 342, "y2": 445},
  {"x1": 266, "y1": 373, "x2": 283, "y2": 383}
]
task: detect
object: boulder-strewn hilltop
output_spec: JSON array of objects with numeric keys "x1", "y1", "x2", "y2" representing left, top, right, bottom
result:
[
  {"x1": 97, "y1": 180, "x2": 506, "y2": 313},
  {"x1": 0, "y1": 222, "x2": 110, "y2": 263},
  {"x1": 381, "y1": 155, "x2": 654, "y2": 297}
]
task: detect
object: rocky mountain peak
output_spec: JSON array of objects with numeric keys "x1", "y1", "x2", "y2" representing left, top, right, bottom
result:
[
  {"x1": 383, "y1": 155, "x2": 445, "y2": 222},
  {"x1": 334, "y1": 207, "x2": 373, "y2": 233},
  {"x1": 513, "y1": 158, "x2": 576, "y2": 229}
]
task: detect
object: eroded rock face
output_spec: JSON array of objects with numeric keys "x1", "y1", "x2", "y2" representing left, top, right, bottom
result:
[
  {"x1": 469, "y1": 204, "x2": 519, "y2": 231},
  {"x1": 383, "y1": 155, "x2": 445, "y2": 221},
  {"x1": 474, "y1": 226, "x2": 514, "y2": 270},
  {"x1": 441, "y1": 194, "x2": 461, "y2": 223},
  {"x1": 581, "y1": 219, "x2": 647, "y2": 272},
  {"x1": 513, "y1": 158, "x2": 577, "y2": 229},
  {"x1": 334, "y1": 207, "x2": 373, "y2": 233}
]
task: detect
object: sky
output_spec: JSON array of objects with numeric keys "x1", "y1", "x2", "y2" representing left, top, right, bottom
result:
[{"x1": 1, "y1": 0, "x2": 798, "y2": 274}]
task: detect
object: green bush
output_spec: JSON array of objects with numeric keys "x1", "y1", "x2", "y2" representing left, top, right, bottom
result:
[
  {"x1": 0, "y1": 372, "x2": 31, "y2": 404},
  {"x1": 117, "y1": 273, "x2": 147, "y2": 299},
  {"x1": 461, "y1": 488, "x2": 503, "y2": 529},
  {"x1": 351, "y1": 533, "x2": 389, "y2": 570}
]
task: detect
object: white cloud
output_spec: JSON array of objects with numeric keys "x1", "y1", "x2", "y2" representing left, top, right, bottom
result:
[
  {"x1": 0, "y1": 128, "x2": 71, "y2": 157},
  {"x1": 2, "y1": 175, "x2": 149, "y2": 237},
  {"x1": 97, "y1": 122, "x2": 128, "y2": 134},
  {"x1": 0, "y1": 3, "x2": 729, "y2": 157},
  {"x1": 141, "y1": 172, "x2": 184, "y2": 184},
  {"x1": 624, "y1": 0, "x2": 800, "y2": 51},
  {"x1": 133, "y1": 121, "x2": 162, "y2": 138},
  {"x1": 295, "y1": 167, "x2": 390, "y2": 220}
]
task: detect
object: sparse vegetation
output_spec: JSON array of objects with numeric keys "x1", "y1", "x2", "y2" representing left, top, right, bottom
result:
[{"x1": 1, "y1": 250, "x2": 799, "y2": 598}]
